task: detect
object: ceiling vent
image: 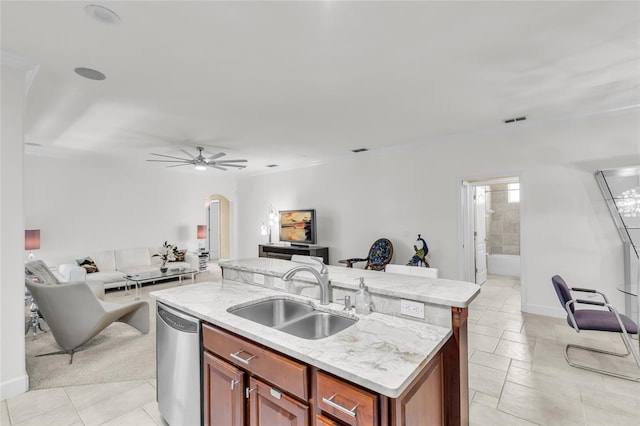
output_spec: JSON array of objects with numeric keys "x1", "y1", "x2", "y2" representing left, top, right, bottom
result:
[
  {"x1": 504, "y1": 116, "x2": 527, "y2": 124},
  {"x1": 352, "y1": 148, "x2": 369, "y2": 153}
]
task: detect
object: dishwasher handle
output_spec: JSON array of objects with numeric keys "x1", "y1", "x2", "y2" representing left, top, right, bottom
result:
[{"x1": 158, "y1": 304, "x2": 199, "y2": 333}]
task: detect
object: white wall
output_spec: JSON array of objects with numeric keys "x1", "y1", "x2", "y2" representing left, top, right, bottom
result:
[
  {"x1": 1, "y1": 64, "x2": 29, "y2": 399},
  {"x1": 237, "y1": 108, "x2": 640, "y2": 317},
  {"x1": 24, "y1": 156, "x2": 239, "y2": 266}
]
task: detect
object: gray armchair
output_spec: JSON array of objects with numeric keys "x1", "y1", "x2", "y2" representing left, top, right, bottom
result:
[{"x1": 25, "y1": 279, "x2": 149, "y2": 364}]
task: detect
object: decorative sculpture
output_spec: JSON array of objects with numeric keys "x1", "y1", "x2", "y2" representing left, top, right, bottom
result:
[{"x1": 407, "y1": 234, "x2": 430, "y2": 267}]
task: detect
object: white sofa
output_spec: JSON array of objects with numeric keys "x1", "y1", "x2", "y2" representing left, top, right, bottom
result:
[{"x1": 58, "y1": 247, "x2": 198, "y2": 290}]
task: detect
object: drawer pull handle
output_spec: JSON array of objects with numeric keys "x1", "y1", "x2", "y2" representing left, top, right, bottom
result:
[
  {"x1": 322, "y1": 394, "x2": 358, "y2": 418},
  {"x1": 230, "y1": 349, "x2": 256, "y2": 365}
]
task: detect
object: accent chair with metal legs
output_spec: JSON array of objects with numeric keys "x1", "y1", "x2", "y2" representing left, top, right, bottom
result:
[
  {"x1": 25, "y1": 279, "x2": 149, "y2": 364},
  {"x1": 551, "y1": 274, "x2": 640, "y2": 381}
]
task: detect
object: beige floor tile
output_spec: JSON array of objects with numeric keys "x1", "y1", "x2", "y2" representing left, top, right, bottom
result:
[
  {"x1": 602, "y1": 373, "x2": 640, "y2": 398},
  {"x1": 148, "y1": 378, "x2": 157, "y2": 389},
  {"x1": 469, "y1": 350, "x2": 511, "y2": 372},
  {"x1": 468, "y1": 333, "x2": 500, "y2": 353},
  {"x1": 500, "y1": 330, "x2": 536, "y2": 344},
  {"x1": 511, "y1": 359, "x2": 531, "y2": 370},
  {"x1": 77, "y1": 382, "x2": 156, "y2": 426},
  {"x1": 6, "y1": 388, "x2": 70, "y2": 424},
  {"x1": 468, "y1": 323, "x2": 503, "y2": 338},
  {"x1": 1, "y1": 400, "x2": 10, "y2": 426},
  {"x1": 498, "y1": 381, "x2": 584, "y2": 426},
  {"x1": 494, "y1": 339, "x2": 534, "y2": 362},
  {"x1": 584, "y1": 404, "x2": 640, "y2": 426},
  {"x1": 476, "y1": 310, "x2": 524, "y2": 333},
  {"x1": 469, "y1": 402, "x2": 537, "y2": 426},
  {"x1": 65, "y1": 380, "x2": 148, "y2": 411},
  {"x1": 142, "y1": 400, "x2": 167, "y2": 426},
  {"x1": 468, "y1": 363, "x2": 507, "y2": 398},
  {"x1": 100, "y1": 407, "x2": 157, "y2": 426},
  {"x1": 472, "y1": 392, "x2": 499, "y2": 409},
  {"x1": 12, "y1": 403, "x2": 80, "y2": 426},
  {"x1": 580, "y1": 384, "x2": 640, "y2": 418}
]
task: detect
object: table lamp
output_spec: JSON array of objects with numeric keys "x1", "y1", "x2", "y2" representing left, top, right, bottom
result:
[
  {"x1": 25, "y1": 229, "x2": 40, "y2": 262},
  {"x1": 197, "y1": 225, "x2": 207, "y2": 251}
]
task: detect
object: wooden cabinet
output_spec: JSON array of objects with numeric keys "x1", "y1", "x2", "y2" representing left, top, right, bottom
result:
[
  {"x1": 249, "y1": 377, "x2": 309, "y2": 426},
  {"x1": 202, "y1": 322, "x2": 446, "y2": 426},
  {"x1": 203, "y1": 351, "x2": 245, "y2": 426},
  {"x1": 258, "y1": 244, "x2": 329, "y2": 264}
]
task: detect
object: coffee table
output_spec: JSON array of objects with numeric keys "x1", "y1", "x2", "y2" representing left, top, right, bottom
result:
[{"x1": 124, "y1": 267, "x2": 198, "y2": 299}]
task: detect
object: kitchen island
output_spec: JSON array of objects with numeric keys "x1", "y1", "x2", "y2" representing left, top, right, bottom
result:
[{"x1": 151, "y1": 258, "x2": 480, "y2": 426}]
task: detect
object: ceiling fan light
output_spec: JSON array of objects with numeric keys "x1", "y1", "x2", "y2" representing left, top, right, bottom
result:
[{"x1": 194, "y1": 164, "x2": 207, "y2": 171}]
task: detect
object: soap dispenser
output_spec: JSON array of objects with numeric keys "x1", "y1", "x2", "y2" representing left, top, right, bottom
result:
[{"x1": 354, "y1": 277, "x2": 371, "y2": 315}]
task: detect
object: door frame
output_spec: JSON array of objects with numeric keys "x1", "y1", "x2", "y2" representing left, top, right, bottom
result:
[{"x1": 458, "y1": 175, "x2": 524, "y2": 303}]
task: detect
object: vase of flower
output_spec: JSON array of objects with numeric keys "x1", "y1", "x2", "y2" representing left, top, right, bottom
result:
[{"x1": 154, "y1": 241, "x2": 177, "y2": 273}]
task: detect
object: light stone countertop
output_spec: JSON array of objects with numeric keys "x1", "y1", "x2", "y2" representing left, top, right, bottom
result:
[
  {"x1": 220, "y1": 258, "x2": 480, "y2": 308},
  {"x1": 150, "y1": 278, "x2": 452, "y2": 398}
]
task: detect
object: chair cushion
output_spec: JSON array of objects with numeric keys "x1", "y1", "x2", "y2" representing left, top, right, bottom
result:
[{"x1": 571, "y1": 309, "x2": 638, "y2": 334}]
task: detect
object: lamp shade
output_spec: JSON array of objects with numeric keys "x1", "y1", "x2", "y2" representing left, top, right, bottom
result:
[
  {"x1": 197, "y1": 225, "x2": 207, "y2": 239},
  {"x1": 25, "y1": 229, "x2": 40, "y2": 250}
]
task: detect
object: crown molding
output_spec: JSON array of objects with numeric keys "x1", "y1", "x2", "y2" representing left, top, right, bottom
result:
[{"x1": 1, "y1": 49, "x2": 40, "y2": 94}]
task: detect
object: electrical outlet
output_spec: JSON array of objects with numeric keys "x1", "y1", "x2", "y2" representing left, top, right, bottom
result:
[
  {"x1": 400, "y1": 299, "x2": 424, "y2": 319},
  {"x1": 273, "y1": 278, "x2": 286, "y2": 290},
  {"x1": 253, "y1": 273, "x2": 265, "y2": 285}
]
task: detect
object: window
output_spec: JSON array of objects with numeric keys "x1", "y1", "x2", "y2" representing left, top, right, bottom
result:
[{"x1": 508, "y1": 182, "x2": 520, "y2": 203}]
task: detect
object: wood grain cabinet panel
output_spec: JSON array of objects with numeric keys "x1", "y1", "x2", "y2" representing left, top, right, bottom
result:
[
  {"x1": 203, "y1": 323, "x2": 308, "y2": 400},
  {"x1": 316, "y1": 372, "x2": 378, "y2": 426},
  {"x1": 315, "y1": 414, "x2": 342, "y2": 426},
  {"x1": 203, "y1": 351, "x2": 245, "y2": 426},
  {"x1": 249, "y1": 377, "x2": 309, "y2": 426}
]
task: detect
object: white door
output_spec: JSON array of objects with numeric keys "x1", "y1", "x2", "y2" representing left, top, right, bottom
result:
[
  {"x1": 208, "y1": 201, "x2": 220, "y2": 260},
  {"x1": 475, "y1": 187, "x2": 488, "y2": 284}
]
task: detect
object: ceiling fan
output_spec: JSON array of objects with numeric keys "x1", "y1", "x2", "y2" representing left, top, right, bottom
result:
[{"x1": 147, "y1": 146, "x2": 247, "y2": 171}]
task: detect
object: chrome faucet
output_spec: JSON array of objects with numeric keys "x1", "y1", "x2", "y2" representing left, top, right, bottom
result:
[{"x1": 282, "y1": 258, "x2": 331, "y2": 305}]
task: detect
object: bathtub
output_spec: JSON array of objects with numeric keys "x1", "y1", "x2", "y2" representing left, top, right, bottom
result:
[{"x1": 487, "y1": 254, "x2": 520, "y2": 277}]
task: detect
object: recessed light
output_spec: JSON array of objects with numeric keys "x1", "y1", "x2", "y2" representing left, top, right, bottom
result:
[
  {"x1": 85, "y1": 4, "x2": 121, "y2": 25},
  {"x1": 352, "y1": 148, "x2": 369, "y2": 153},
  {"x1": 74, "y1": 67, "x2": 106, "y2": 80}
]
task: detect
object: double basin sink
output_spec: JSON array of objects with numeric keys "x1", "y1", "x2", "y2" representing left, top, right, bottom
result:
[{"x1": 228, "y1": 297, "x2": 357, "y2": 340}]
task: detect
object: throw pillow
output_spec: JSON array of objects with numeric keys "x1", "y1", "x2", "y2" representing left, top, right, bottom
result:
[
  {"x1": 171, "y1": 250, "x2": 186, "y2": 262},
  {"x1": 76, "y1": 256, "x2": 99, "y2": 273}
]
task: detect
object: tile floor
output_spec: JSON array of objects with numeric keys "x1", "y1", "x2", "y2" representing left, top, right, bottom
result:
[{"x1": 3, "y1": 274, "x2": 639, "y2": 425}]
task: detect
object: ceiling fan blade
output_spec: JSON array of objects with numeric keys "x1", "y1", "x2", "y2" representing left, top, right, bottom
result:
[
  {"x1": 166, "y1": 163, "x2": 190, "y2": 168},
  {"x1": 217, "y1": 163, "x2": 246, "y2": 169},
  {"x1": 212, "y1": 165, "x2": 228, "y2": 171},
  {"x1": 216, "y1": 159, "x2": 247, "y2": 163},
  {"x1": 179, "y1": 149, "x2": 197, "y2": 160},
  {"x1": 207, "y1": 152, "x2": 226, "y2": 161},
  {"x1": 147, "y1": 159, "x2": 191, "y2": 163},
  {"x1": 149, "y1": 153, "x2": 191, "y2": 161}
]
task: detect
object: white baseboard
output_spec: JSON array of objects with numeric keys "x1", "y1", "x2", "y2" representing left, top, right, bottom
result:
[
  {"x1": 523, "y1": 303, "x2": 566, "y2": 319},
  {"x1": 0, "y1": 373, "x2": 29, "y2": 400}
]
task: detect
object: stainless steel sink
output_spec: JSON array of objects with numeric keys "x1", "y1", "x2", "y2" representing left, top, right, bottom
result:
[
  {"x1": 228, "y1": 298, "x2": 314, "y2": 327},
  {"x1": 228, "y1": 297, "x2": 357, "y2": 339},
  {"x1": 277, "y1": 312, "x2": 357, "y2": 340}
]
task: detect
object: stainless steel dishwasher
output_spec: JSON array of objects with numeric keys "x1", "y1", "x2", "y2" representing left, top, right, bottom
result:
[{"x1": 156, "y1": 302, "x2": 202, "y2": 426}]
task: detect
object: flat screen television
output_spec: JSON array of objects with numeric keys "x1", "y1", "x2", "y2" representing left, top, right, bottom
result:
[{"x1": 279, "y1": 209, "x2": 317, "y2": 246}]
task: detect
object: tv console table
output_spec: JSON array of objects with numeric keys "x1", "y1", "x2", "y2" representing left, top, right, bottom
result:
[{"x1": 258, "y1": 244, "x2": 329, "y2": 264}]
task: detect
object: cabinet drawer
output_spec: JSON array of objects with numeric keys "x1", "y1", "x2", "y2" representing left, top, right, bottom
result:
[
  {"x1": 203, "y1": 323, "x2": 308, "y2": 400},
  {"x1": 316, "y1": 372, "x2": 378, "y2": 426}
]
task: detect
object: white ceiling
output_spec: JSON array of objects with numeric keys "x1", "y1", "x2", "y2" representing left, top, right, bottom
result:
[{"x1": 2, "y1": 1, "x2": 639, "y2": 174}]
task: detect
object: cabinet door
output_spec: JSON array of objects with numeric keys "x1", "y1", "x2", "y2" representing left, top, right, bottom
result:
[
  {"x1": 203, "y1": 351, "x2": 245, "y2": 426},
  {"x1": 249, "y1": 377, "x2": 309, "y2": 426},
  {"x1": 392, "y1": 352, "x2": 443, "y2": 426},
  {"x1": 315, "y1": 414, "x2": 341, "y2": 426}
]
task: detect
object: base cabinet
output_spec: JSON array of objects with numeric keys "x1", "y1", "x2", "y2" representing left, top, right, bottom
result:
[
  {"x1": 203, "y1": 351, "x2": 245, "y2": 426},
  {"x1": 249, "y1": 377, "x2": 309, "y2": 426},
  {"x1": 202, "y1": 322, "x2": 446, "y2": 426}
]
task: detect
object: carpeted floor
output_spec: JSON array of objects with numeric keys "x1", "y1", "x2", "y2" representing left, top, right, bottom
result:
[{"x1": 24, "y1": 271, "x2": 219, "y2": 390}]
